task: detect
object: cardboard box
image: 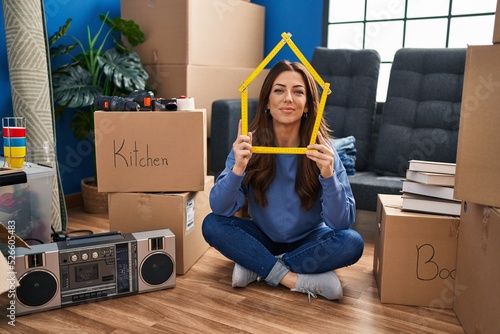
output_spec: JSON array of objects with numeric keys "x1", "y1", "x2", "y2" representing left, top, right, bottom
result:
[
  {"x1": 108, "y1": 175, "x2": 213, "y2": 274},
  {"x1": 454, "y1": 202, "x2": 500, "y2": 334},
  {"x1": 455, "y1": 45, "x2": 500, "y2": 208},
  {"x1": 145, "y1": 64, "x2": 268, "y2": 138},
  {"x1": 494, "y1": 0, "x2": 500, "y2": 44},
  {"x1": 373, "y1": 194, "x2": 460, "y2": 309},
  {"x1": 94, "y1": 110, "x2": 206, "y2": 193},
  {"x1": 121, "y1": 0, "x2": 264, "y2": 67},
  {"x1": 0, "y1": 160, "x2": 55, "y2": 245}
]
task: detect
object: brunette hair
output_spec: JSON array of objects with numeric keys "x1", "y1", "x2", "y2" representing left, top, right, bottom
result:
[{"x1": 243, "y1": 60, "x2": 331, "y2": 210}]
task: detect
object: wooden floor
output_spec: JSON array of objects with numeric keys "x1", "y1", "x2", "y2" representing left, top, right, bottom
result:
[{"x1": 0, "y1": 207, "x2": 464, "y2": 333}]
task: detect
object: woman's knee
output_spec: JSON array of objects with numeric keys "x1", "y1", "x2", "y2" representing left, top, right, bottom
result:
[
  {"x1": 345, "y1": 229, "x2": 364, "y2": 262},
  {"x1": 202, "y1": 212, "x2": 219, "y2": 242},
  {"x1": 202, "y1": 213, "x2": 234, "y2": 243}
]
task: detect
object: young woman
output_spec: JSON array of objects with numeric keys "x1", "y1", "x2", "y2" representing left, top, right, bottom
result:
[{"x1": 202, "y1": 60, "x2": 364, "y2": 301}]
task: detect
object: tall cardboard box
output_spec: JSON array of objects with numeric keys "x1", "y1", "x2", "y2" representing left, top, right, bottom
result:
[
  {"x1": 120, "y1": 0, "x2": 264, "y2": 67},
  {"x1": 145, "y1": 64, "x2": 268, "y2": 137},
  {"x1": 494, "y1": 0, "x2": 500, "y2": 44},
  {"x1": 455, "y1": 45, "x2": 500, "y2": 208},
  {"x1": 454, "y1": 202, "x2": 500, "y2": 333},
  {"x1": 373, "y1": 194, "x2": 460, "y2": 309},
  {"x1": 108, "y1": 176, "x2": 214, "y2": 274},
  {"x1": 94, "y1": 110, "x2": 206, "y2": 193}
]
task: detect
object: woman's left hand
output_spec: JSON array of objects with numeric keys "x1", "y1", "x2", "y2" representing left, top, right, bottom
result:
[{"x1": 306, "y1": 131, "x2": 334, "y2": 178}]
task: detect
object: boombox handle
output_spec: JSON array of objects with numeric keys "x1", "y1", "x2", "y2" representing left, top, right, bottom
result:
[{"x1": 66, "y1": 231, "x2": 124, "y2": 246}]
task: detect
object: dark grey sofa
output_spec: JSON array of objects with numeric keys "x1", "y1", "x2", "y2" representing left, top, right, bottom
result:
[
  {"x1": 210, "y1": 48, "x2": 381, "y2": 178},
  {"x1": 350, "y1": 48, "x2": 466, "y2": 210},
  {"x1": 209, "y1": 48, "x2": 467, "y2": 212}
]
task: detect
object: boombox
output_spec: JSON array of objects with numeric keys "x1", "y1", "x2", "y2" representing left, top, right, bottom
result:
[{"x1": 12, "y1": 229, "x2": 175, "y2": 316}]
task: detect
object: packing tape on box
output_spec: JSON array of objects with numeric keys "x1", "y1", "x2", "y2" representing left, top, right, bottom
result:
[
  {"x1": 449, "y1": 218, "x2": 460, "y2": 238},
  {"x1": 177, "y1": 97, "x2": 195, "y2": 111},
  {"x1": 482, "y1": 207, "x2": 490, "y2": 251}
]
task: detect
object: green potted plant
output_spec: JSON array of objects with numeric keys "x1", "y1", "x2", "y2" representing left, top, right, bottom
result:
[{"x1": 49, "y1": 13, "x2": 148, "y2": 213}]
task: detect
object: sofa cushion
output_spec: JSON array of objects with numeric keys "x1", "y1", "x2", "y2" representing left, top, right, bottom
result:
[
  {"x1": 373, "y1": 48, "x2": 466, "y2": 177},
  {"x1": 311, "y1": 48, "x2": 380, "y2": 172},
  {"x1": 348, "y1": 172, "x2": 402, "y2": 211},
  {"x1": 210, "y1": 99, "x2": 259, "y2": 177}
]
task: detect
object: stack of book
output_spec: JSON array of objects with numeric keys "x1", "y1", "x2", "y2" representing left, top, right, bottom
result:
[{"x1": 401, "y1": 160, "x2": 460, "y2": 216}]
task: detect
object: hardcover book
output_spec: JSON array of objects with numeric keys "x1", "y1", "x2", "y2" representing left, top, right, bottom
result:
[
  {"x1": 401, "y1": 193, "x2": 461, "y2": 216},
  {"x1": 408, "y1": 160, "x2": 456, "y2": 175},
  {"x1": 405, "y1": 170, "x2": 455, "y2": 187},
  {"x1": 402, "y1": 180, "x2": 456, "y2": 201}
]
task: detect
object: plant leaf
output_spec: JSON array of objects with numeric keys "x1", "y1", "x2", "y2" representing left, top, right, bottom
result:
[
  {"x1": 52, "y1": 66, "x2": 103, "y2": 108},
  {"x1": 97, "y1": 49, "x2": 148, "y2": 92},
  {"x1": 49, "y1": 43, "x2": 78, "y2": 59},
  {"x1": 71, "y1": 109, "x2": 95, "y2": 140},
  {"x1": 101, "y1": 14, "x2": 145, "y2": 47},
  {"x1": 48, "y1": 18, "x2": 72, "y2": 47}
]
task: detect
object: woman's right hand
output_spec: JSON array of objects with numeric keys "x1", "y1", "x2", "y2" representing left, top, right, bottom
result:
[{"x1": 232, "y1": 119, "x2": 252, "y2": 176}]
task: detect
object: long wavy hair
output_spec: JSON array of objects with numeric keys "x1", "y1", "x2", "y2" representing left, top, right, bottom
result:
[{"x1": 243, "y1": 60, "x2": 331, "y2": 210}]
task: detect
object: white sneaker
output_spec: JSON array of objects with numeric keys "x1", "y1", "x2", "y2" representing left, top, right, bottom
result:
[
  {"x1": 291, "y1": 271, "x2": 343, "y2": 301},
  {"x1": 231, "y1": 263, "x2": 259, "y2": 288}
]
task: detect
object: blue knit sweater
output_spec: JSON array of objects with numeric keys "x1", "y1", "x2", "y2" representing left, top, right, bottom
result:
[{"x1": 210, "y1": 148, "x2": 356, "y2": 243}]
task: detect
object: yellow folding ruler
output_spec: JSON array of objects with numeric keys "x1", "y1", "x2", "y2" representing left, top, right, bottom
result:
[{"x1": 238, "y1": 32, "x2": 331, "y2": 154}]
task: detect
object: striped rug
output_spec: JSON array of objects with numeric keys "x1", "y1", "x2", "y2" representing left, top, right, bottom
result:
[{"x1": 2, "y1": 0, "x2": 67, "y2": 231}]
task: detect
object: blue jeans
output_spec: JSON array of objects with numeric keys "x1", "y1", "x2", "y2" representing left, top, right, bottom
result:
[{"x1": 202, "y1": 213, "x2": 364, "y2": 286}]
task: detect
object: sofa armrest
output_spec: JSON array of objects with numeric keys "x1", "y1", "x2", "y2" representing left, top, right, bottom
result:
[{"x1": 210, "y1": 99, "x2": 258, "y2": 177}]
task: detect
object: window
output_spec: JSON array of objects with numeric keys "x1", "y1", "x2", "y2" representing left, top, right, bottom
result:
[{"x1": 324, "y1": 0, "x2": 497, "y2": 101}]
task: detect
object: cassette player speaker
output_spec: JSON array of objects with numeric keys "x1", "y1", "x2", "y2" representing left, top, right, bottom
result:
[
  {"x1": 133, "y1": 230, "x2": 176, "y2": 293},
  {"x1": 14, "y1": 243, "x2": 61, "y2": 315},
  {"x1": 12, "y1": 229, "x2": 175, "y2": 316}
]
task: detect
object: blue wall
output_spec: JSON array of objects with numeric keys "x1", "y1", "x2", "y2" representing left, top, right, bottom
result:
[
  {"x1": 0, "y1": 0, "x2": 323, "y2": 196},
  {"x1": 252, "y1": 0, "x2": 323, "y2": 67}
]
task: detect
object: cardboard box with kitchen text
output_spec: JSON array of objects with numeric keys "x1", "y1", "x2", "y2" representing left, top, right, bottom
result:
[
  {"x1": 373, "y1": 194, "x2": 460, "y2": 309},
  {"x1": 453, "y1": 202, "x2": 500, "y2": 334},
  {"x1": 455, "y1": 44, "x2": 500, "y2": 208},
  {"x1": 120, "y1": 0, "x2": 264, "y2": 67},
  {"x1": 94, "y1": 110, "x2": 206, "y2": 193},
  {"x1": 145, "y1": 64, "x2": 269, "y2": 138},
  {"x1": 108, "y1": 176, "x2": 213, "y2": 274}
]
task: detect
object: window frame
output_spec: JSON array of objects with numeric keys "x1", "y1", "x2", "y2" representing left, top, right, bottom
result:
[{"x1": 321, "y1": 0, "x2": 496, "y2": 101}]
